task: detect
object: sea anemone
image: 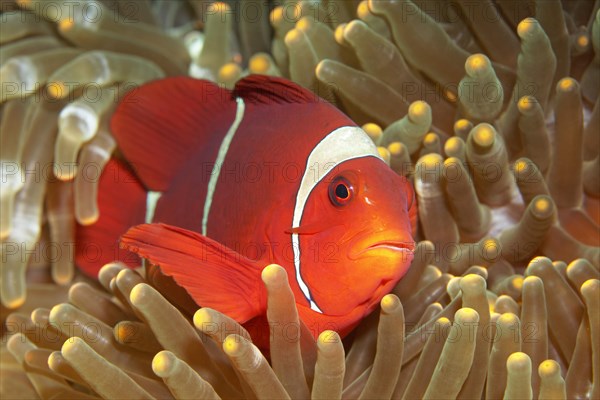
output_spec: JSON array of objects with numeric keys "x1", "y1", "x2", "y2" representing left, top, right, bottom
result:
[{"x1": 1, "y1": 0, "x2": 599, "y2": 399}]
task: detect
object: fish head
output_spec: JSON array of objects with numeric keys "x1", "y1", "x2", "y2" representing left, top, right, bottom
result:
[{"x1": 294, "y1": 155, "x2": 416, "y2": 320}]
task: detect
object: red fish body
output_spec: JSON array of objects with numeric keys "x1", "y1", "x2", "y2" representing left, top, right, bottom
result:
[{"x1": 77, "y1": 75, "x2": 416, "y2": 344}]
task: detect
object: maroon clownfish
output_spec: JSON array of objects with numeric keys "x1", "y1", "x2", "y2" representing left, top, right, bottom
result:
[{"x1": 76, "y1": 75, "x2": 417, "y2": 345}]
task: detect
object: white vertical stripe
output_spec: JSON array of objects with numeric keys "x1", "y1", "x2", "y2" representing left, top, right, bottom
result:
[
  {"x1": 143, "y1": 191, "x2": 162, "y2": 268},
  {"x1": 145, "y1": 191, "x2": 162, "y2": 223},
  {"x1": 292, "y1": 126, "x2": 383, "y2": 313},
  {"x1": 202, "y1": 97, "x2": 246, "y2": 235}
]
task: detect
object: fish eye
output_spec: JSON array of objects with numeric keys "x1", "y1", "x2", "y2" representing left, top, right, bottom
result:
[{"x1": 329, "y1": 177, "x2": 353, "y2": 206}]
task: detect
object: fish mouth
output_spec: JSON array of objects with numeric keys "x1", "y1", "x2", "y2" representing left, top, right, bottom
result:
[
  {"x1": 349, "y1": 232, "x2": 415, "y2": 259},
  {"x1": 366, "y1": 241, "x2": 415, "y2": 252}
]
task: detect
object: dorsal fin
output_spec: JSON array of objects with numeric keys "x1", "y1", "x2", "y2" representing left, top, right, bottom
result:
[
  {"x1": 232, "y1": 75, "x2": 319, "y2": 105},
  {"x1": 111, "y1": 77, "x2": 237, "y2": 191}
]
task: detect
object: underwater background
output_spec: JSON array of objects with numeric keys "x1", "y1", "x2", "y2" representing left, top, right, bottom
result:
[{"x1": 0, "y1": 0, "x2": 599, "y2": 398}]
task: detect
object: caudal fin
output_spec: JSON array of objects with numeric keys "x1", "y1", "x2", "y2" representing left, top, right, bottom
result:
[
  {"x1": 75, "y1": 159, "x2": 147, "y2": 277},
  {"x1": 121, "y1": 223, "x2": 266, "y2": 323}
]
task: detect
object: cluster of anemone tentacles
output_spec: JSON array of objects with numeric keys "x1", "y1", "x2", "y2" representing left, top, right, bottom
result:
[
  {"x1": 1, "y1": 0, "x2": 599, "y2": 399},
  {"x1": 2, "y1": 258, "x2": 599, "y2": 399}
]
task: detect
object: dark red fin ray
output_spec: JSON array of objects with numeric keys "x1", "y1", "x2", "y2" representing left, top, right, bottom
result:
[
  {"x1": 76, "y1": 159, "x2": 146, "y2": 277},
  {"x1": 233, "y1": 75, "x2": 319, "y2": 105},
  {"x1": 120, "y1": 223, "x2": 266, "y2": 323},
  {"x1": 111, "y1": 77, "x2": 236, "y2": 191}
]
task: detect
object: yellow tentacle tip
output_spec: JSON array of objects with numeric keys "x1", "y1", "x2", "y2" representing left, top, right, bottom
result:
[
  {"x1": 455, "y1": 119, "x2": 471, "y2": 131},
  {"x1": 517, "y1": 17, "x2": 539, "y2": 38},
  {"x1": 3, "y1": 295, "x2": 26, "y2": 310},
  {"x1": 471, "y1": 123, "x2": 496, "y2": 149},
  {"x1": 357, "y1": 1, "x2": 370, "y2": 18},
  {"x1": 343, "y1": 20, "x2": 365, "y2": 41},
  {"x1": 249, "y1": 54, "x2": 270, "y2": 74},
  {"x1": 460, "y1": 274, "x2": 487, "y2": 292},
  {"x1": 511, "y1": 276, "x2": 524, "y2": 291},
  {"x1": 58, "y1": 18, "x2": 75, "y2": 32},
  {"x1": 152, "y1": 351, "x2": 175, "y2": 377},
  {"x1": 363, "y1": 122, "x2": 383, "y2": 142},
  {"x1": 514, "y1": 158, "x2": 530, "y2": 174},
  {"x1": 465, "y1": 54, "x2": 490, "y2": 76},
  {"x1": 129, "y1": 283, "x2": 150, "y2": 307},
  {"x1": 388, "y1": 141, "x2": 404, "y2": 156},
  {"x1": 270, "y1": 6, "x2": 284, "y2": 27},
  {"x1": 30, "y1": 308, "x2": 47, "y2": 325},
  {"x1": 526, "y1": 256, "x2": 553, "y2": 275},
  {"x1": 219, "y1": 63, "x2": 241, "y2": 78},
  {"x1": 482, "y1": 237, "x2": 501, "y2": 254},
  {"x1": 445, "y1": 89, "x2": 458, "y2": 102},
  {"x1": 218, "y1": 63, "x2": 241, "y2": 87},
  {"x1": 334, "y1": 24, "x2": 347, "y2": 45},
  {"x1": 46, "y1": 82, "x2": 66, "y2": 99},
  {"x1": 16, "y1": 0, "x2": 32, "y2": 8},
  {"x1": 296, "y1": 16, "x2": 312, "y2": 32},
  {"x1": 523, "y1": 275, "x2": 542, "y2": 288},
  {"x1": 381, "y1": 293, "x2": 400, "y2": 313},
  {"x1": 261, "y1": 264, "x2": 286, "y2": 285},
  {"x1": 581, "y1": 278, "x2": 599, "y2": 296},
  {"x1": 532, "y1": 196, "x2": 553, "y2": 216},
  {"x1": 423, "y1": 132, "x2": 438, "y2": 146},
  {"x1": 317, "y1": 330, "x2": 340, "y2": 350},
  {"x1": 315, "y1": 60, "x2": 331, "y2": 80},
  {"x1": 114, "y1": 323, "x2": 130, "y2": 343},
  {"x1": 517, "y1": 95, "x2": 537, "y2": 114},
  {"x1": 223, "y1": 334, "x2": 244, "y2": 356},
  {"x1": 443, "y1": 156, "x2": 461, "y2": 168},
  {"x1": 455, "y1": 307, "x2": 480, "y2": 323},
  {"x1": 367, "y1": 0, "x2": 383, "y2": 13},
  {"x1": 538, "y1": 359, "x2": 560, "y2": 378},
  {"x1": 377, "y1": 146, "x2": 391, "y2": 164},
  {"x1": 577, "y1": 34, "x2": 589, "y2": 48},
  {"x1": 54, "y1": 269, "x2": 74, "y2": 286},
  {"x1": 408, "y1": 100, "x2": 431, "y2": 123},
  {"x1": 420, "y1": 152, "x2": 443, "y2": 170},
  {"x1": 47, "y1": 351, "x2": 61, "y2": 368},
  {"x1": 0, "y1": 226, "x2": 10, "y2": 240},
  {"x1": 444, "y1": 137, "x2": 464, "y2": 154},
  {"x1": 210, "y1": 2, "x2": 230, "y2": 14},
  {"x1": 284, "y1": 29, "x2": 303, "y2": 47},
  {"x1": 557, "y1": 77, "x2": 578, "y2": 93},
  {"x1": 49, "y1": 303, "x2": 73, "y2": 324},
  {"x1": 61, "y1": 336, "x2": 84, "y2": 357},
  {"x1": 498, "y1": 312, "x2": 519, "y2": 326},
  {"x1": 193, "y1": 308, "x2": 213, "y2": 329},
  {"x1": 507, "y1": 351, "x2": 531, "y2": 370},
  {"x1": 78, "y1": 212, "x2": 100, "y2": 226}
]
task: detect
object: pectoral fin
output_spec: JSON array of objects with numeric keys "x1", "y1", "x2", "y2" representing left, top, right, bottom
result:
[{"x1": 121, "y1": 223, "x2": 266, "y2": 323}]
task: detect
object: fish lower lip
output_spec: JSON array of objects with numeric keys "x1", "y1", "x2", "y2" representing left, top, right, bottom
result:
[
  {"x1": 367, "y1": 242, "x2": 415, "y2": 252},
  {"x1": 348, "y1": 233, "x2": 416, "y2": 259}
]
